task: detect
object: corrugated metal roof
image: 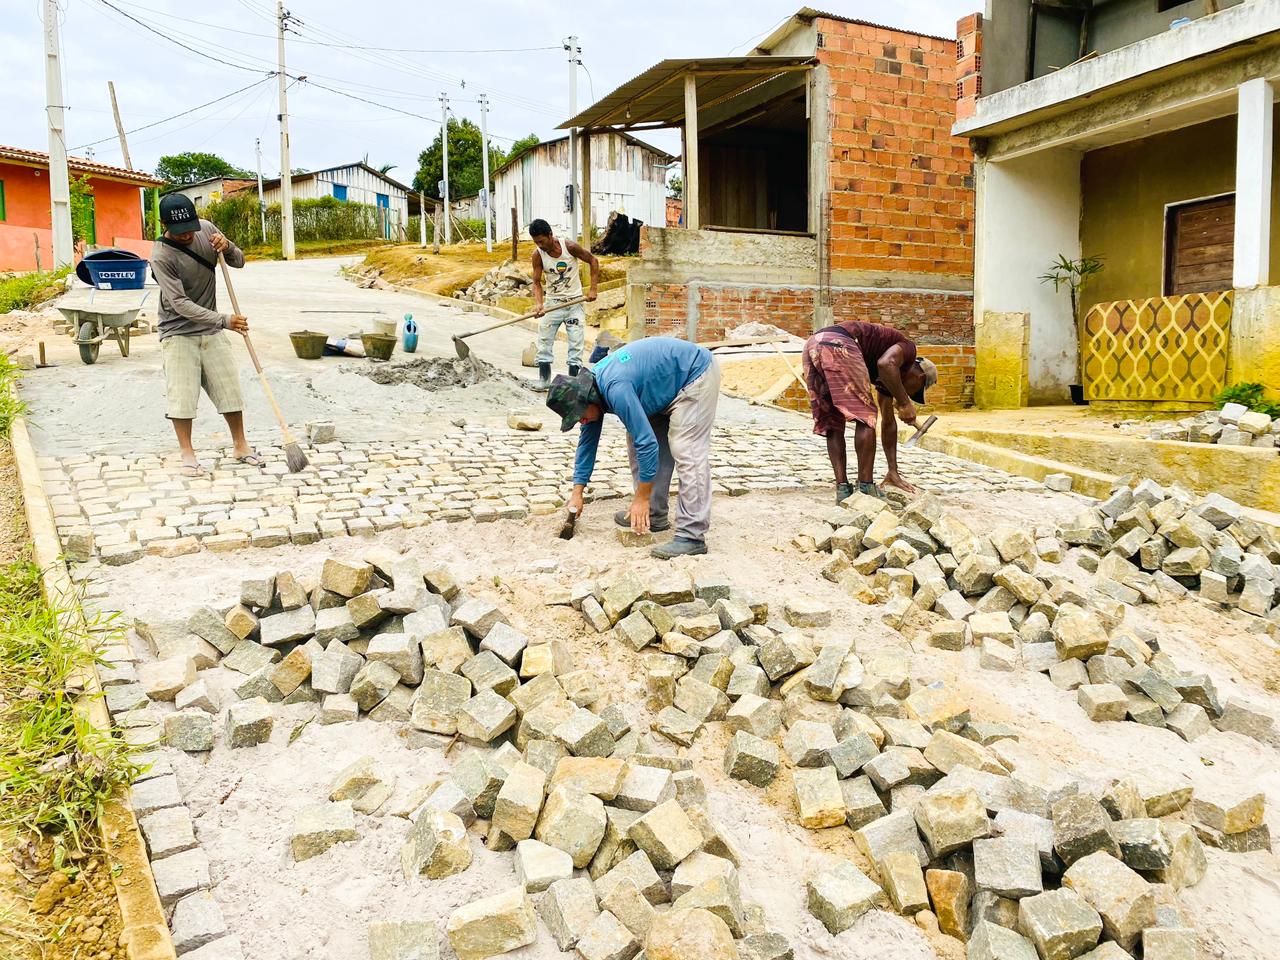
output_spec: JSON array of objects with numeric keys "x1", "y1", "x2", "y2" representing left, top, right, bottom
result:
[
  {"x1": 557, "y1": 56, "x2": 816, "y2": 130},
  {"x1": 0, "y1": 145, "x2": 164, "y2": 186}
]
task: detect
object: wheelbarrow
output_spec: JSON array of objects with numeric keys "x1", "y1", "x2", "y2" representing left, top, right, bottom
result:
[{"x1": 58, "y1": 287, "x2": 152, "y2": 364}]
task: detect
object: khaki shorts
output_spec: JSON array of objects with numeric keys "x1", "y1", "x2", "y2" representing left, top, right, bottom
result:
[{"x1": 162, "y1": 333, "x2": 243, "y2": 420}]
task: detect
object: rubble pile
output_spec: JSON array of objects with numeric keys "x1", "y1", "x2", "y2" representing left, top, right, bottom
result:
[
  {"x1": 789, "y1": 484, "x2": 1279, "y2": 745},
  {"x1": 572, "y1": 569, "x2": 1258, "y2": 958},
  {"x1": 454, "y1": 261, "x2": 533, "y2": 305},
  {"x1": 1136, "y1": 402, "x2": 1280, "y2": 447},
  {"x1": 345, "y1": 264, "x2": 393, "y2": 290}
]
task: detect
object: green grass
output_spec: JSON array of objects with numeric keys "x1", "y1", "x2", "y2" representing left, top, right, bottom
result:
[
  {"x1": 0, "y1": 354, "x2": 29, "y2": 437},
  {"x1": 0, "y1": 267, "x2": 71, "y2": 314},
  {"x1": 0, "y1": 560, "x2": 140, "y2": 851},
  {"x1": 0, "y1": 356, "x2": 138, "y2": 852}
]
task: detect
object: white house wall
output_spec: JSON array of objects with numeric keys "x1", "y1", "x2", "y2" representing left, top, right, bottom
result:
[
  {"x1": 494, "y1": 134, "x2": 670, "y2": 241},
  {"x1": 261, "y1": 164, "x2": 410, "y2": 227},
  {"x1": 974, "y1": 148, "x2": 1082, "y2": 403}
]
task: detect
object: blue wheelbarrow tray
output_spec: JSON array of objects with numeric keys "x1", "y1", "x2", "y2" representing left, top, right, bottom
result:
[{"x1": 57, "y1": 286, "x2": 152, "y2": 364}]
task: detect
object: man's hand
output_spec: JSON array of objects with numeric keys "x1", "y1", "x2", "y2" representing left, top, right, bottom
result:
[
  {"x1": 534, "y1": 302, "x2": 546, "y2": 318},
  {"x1": 227, "y1": 314, "x2": 249, "y2": 334},
  {"x1": 895, "y1": 399, "x2": 918, "y2": 426},
  {"x1": 629, "y1": 496, "x2": 651, "y2": 535},
  {"x1": 586, "y1": 287, "x2": 598, "y2": 303},
  {"x1": 209, "y1": 232, "x2": 230, "y2": 254},
  {"x1": 567, "y1": 487, "x2": 585, "y2": 517}
]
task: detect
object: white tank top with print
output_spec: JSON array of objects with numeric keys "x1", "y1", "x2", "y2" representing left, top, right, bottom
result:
[{"x1": 538, "y1": 241, "x2": 583, "y2": 300}]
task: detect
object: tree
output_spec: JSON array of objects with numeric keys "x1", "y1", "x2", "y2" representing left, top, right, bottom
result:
[
  {"x1": 505, "y1": 133, "x2": 540, "y2": 163},
  {"x1": 155, "y1": 152, "x2": 250, "y2": 186},
  {"x1": 667, "y1": 175, "x2": 683, "y2": 199},
  {"x1": 413, "y1": 118, "x2": 507, "y2": 200}
]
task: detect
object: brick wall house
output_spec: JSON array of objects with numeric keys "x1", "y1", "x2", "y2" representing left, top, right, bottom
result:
[
  {"x1": 567, "y1": 10, "x2": 976, "y2": 406},
  {"x1": 0, "y1": 145, "x2": 163, "y2": 272}
]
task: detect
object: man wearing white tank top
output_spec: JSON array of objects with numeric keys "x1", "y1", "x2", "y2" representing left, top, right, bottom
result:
[{"x1": 529, "y1": 218, "x2": 600, "y2": 391}]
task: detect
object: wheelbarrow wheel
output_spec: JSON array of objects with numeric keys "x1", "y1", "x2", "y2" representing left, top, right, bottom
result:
[{"x1": 78, "y1": 321, "x2": 99, "y2": 364}]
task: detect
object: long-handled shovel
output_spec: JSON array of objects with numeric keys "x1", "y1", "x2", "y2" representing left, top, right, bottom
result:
[
  {"x1": 217, "y1": 253, "x2": 309, "y2": 473},
  {"x1": 452, "y1": 296, "x2": 590, "y2": 361}
]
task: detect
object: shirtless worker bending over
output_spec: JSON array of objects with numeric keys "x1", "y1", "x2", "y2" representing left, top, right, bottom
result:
[{"x1": 802, "y1": 319, "x2": 936, "y2": 503}]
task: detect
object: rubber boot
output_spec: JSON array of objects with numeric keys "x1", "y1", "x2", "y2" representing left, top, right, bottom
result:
[
  {"x1": 858, "y1": 480, "x2": 885, "y2": 500},
  {"x1": 534, "y1": 362, "x2": 552, "y2": 392},
  {"x1": 568, "y1": 364, "x2": 580, "y2": 378}
]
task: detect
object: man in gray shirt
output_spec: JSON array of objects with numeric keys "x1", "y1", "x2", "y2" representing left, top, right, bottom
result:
[{"x1": 151, "y1": 194, "x2": 259, "y2": 476}]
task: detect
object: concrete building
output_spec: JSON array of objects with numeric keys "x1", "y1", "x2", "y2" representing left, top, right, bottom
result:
[
  {"x1": 258, "y1": 162, "x2": 412, "y2": 240},
  {"x1": 0, "y1": 145, "x2": 163, "y2": 271},
  {"x1": 566, "y1": 8, "x2": 977, "y2": 407},
  {"x1": 164, "y1": 176, "x2": 255, "y2": 211},
  {"x1": 492, "y1": 132, "x2": 674, "y2": 242},
  {"x1": 955, "y1": 0, "x2": 1279, "y2": 409}
]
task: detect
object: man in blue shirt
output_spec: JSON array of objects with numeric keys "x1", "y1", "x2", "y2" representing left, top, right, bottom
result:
[{"x1": 546, "y1": 337, "x2": 722, "y2": 559}]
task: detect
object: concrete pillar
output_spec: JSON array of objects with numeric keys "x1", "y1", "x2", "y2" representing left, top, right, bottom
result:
[
  {"x1": 1233, "y1": 77, "x2": 1273, "y2": 289},
  {"x1": 683, "y1": 74, "x2": 700, "y2": 231}
]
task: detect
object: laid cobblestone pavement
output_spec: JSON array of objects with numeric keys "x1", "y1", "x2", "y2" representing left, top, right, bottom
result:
[{"x1": 42, "y1": 424, "x2": 1039, "y2": 564}]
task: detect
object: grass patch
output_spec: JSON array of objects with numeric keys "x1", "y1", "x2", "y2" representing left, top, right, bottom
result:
[
  {"x1": 0, "y1": 560, "x2": 140, "y2": 853},
  {"x1": 0, "y1": 355, "x2": 28, "y2": 437},
  {"x1": 0, "y1": 357, "x2": 138, "y2": 853},
  {"x1": 0, "y1": 268, "x2": 71, "y2": 314}
]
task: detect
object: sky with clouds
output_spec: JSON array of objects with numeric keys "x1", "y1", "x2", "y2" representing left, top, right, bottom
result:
[{"x1": 4, "y1": 0, "x2": 977, "y2": 182}]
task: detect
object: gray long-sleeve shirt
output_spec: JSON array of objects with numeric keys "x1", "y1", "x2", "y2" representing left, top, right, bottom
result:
[{"x1": 151, "y1": 219, "x2": 245, "y2": 340}]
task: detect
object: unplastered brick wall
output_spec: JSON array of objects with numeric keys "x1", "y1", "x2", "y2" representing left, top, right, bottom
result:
[
  {"x1": 769, "y1": 345, "x2": 974, "y2": 413},
  {"x1": 816, "y1": 16, "x2": 974, "y2": 278}
]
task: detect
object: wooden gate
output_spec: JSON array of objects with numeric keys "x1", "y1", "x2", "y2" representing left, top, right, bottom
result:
[{"x1": 1081, "y1": 291, "x2": 1233, "y2": 406}]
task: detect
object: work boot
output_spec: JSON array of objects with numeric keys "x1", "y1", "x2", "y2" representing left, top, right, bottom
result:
[
  {"x1": 568, "y1": 364, "x2": 580, "y2": 378},
  {"x1": 836, "y1": 482, "x2": 855, "y2": 504},
  {"x1": 614, "y1": 509, "x2": 670, "y2": 532},
  {"x1": 858, "y1": 481, "x2": 885, "y2": 500},
  {"x1": 651, "y1": 537, "x2": 708, "y2": 560},
  {"x1": 534, "y1": 362, "x2": 552, "y2": 392}
]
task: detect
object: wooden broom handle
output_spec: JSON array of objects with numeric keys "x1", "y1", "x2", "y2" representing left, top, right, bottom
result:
[{"x1": 218, "y1": 253, "x2": 290, "y2": 435}]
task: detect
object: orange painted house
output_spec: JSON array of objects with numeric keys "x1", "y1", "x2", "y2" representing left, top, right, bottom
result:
[{"x1": 0, "y1": 145, "x2": 164, "y2": 272}]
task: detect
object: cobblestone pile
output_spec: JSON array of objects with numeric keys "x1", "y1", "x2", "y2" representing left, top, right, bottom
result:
[
  {"x1": 572, "y1": 568, "x2": 1240, "y2": 958},
  {"x1": 789, "y1": 485, "x2": 1279, "y2": 754},
  {"x1": 453, "y1": 261, "x2": 533, "y2": 305},
  {"x1": 43, "y1": 427, "x2": 1039, "y2": 565},
  {"x1": 1136, "y1": 402, "x2": 1280, "y2": 447}
]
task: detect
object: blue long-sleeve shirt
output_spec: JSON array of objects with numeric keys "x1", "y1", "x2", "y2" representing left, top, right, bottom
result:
[{"x1": 573, "y1": 337, "x2": 713, "y2": 486}]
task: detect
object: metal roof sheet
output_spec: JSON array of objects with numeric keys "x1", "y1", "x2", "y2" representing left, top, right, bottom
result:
[
  {"x1": 0, "y1": 145, "x2": 164, "y2": 186},
  {"x1": 558, "y1": 56, "x2": 816, "y2": 130}
]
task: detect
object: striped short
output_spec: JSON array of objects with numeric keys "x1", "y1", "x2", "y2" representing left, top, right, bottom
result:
[{"x1": 162, "y1": 332, "x2": 244, "y2": 420}]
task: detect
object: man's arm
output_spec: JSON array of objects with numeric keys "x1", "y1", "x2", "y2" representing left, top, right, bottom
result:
[
  {"x1": 151, "y1": 256, "x2": 229, "y2": 327},
  {"x1": 877, "y1": 343, "x2": 918, "y2": 425},
  {"x1": 531, "y1": 252, "x2": 545, "y2": 316},
  {"x1": 878, "y1": 390, "x2": 917, "y2": 495},
  {"x1": 202, "y1": 221, "x2": 244, "y2": 267},
  {"x1": 566, "y1": 241, "x2": 600, "y2": 301},
  {"x1": 567, "y1": 417, "x2": 605, "y2": 514}
]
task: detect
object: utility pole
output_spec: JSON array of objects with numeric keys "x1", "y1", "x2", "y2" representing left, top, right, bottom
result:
[
  {"x1": 565, "y1": 36, "x2": 581, "y2": 243},
  {"x1": 43, "y1": 0, "x2": 73, "y2": 268},
  {"x1": 478, "y1": 94, "x2": 493, "y2": 253},
  {"x1": 255, "y1": 138, "x2": 268, "y2": 243},
  {"x1": 419, "y1": 191, "x2": 427, "y2": 248},
  {"x1": 277, "y1": 0, "x2": 296, "y2": 259},
  {"x1": 439, "y1": 93, "x2": 451, "y2": 245},
  {"x1": 108, "y1": 82, "x2": 132, "y2": 169}
]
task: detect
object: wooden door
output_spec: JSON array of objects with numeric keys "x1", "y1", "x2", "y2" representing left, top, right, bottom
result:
[{"x1": 1165, "y1": 195, "x2": 1234, "y2": 295}]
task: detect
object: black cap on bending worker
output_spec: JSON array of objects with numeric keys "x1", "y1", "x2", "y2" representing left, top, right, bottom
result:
[{"x1": 159, "y1": 194, "x2": 201, "y2": 234}]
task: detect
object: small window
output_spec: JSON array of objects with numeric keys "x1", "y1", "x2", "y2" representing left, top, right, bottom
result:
[
  {"x1": 1156, "y1": 1, "x2": 1189, "y2": 12},
  {"x1": 0, "y1": 180, "x2": 6, "y2": 221}
]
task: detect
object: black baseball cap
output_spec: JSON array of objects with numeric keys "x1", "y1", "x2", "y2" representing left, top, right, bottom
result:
[{"x1": 159, "y1": 194, "x2": 201, "y2": 233}]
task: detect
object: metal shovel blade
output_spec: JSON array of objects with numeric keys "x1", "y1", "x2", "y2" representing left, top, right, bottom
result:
[{"x1": 452, "y1": 335, "x2": 470, "y2": 360}]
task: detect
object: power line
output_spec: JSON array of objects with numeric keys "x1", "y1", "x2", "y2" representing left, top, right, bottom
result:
[
  {"x1": 69, "y1": 77, "x2": 274, "y2": 151},
  {"x1": 105, "y1": 4, "x2": 561, "y2": 53},
  {"x1": 89, "y1": 0, "x2": 267, "y2": 73}
]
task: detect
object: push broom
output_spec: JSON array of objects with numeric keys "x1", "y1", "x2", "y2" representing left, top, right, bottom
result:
[{"x1": 217, "y1": 253, "x2": 309, "y2": 473}]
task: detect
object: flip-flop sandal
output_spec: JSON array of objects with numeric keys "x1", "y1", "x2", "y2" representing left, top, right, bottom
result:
[
  {"x1": 180, "y1": 464, "x2": 206, "y2": 478},
  {"x1": 235, "y1": 453, "x2": 264, "y2": 467}
]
